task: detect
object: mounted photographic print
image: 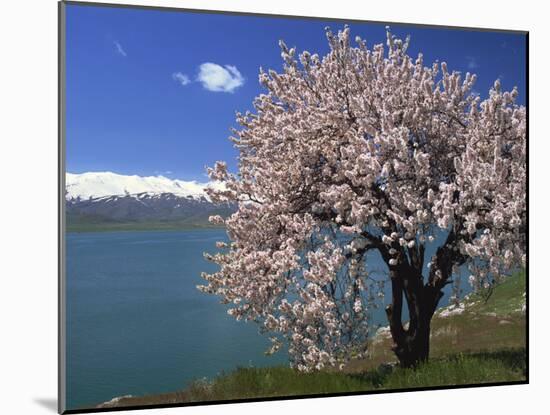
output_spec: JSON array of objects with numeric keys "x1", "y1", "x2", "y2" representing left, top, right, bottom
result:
[{"x1": 58, "y1": 1, "x2": 528, "y2": 413}]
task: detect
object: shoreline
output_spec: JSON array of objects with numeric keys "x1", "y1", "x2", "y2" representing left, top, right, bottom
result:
[
  {"x1": 66, "y1": 224, "x2": 227, "y2": 234},
  {"x1": 91, "y1": 272, "x2": 526, "y2": 410}
]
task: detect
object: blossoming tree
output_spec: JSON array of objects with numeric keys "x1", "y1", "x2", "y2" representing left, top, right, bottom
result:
[{"x1": 199, "y1": 27, "x2": 527, "y2": 369}]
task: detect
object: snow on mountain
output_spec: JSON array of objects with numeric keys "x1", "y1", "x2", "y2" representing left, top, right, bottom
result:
[{"x1": 66, "y1": 172, "x2": 222, "y2": 201}]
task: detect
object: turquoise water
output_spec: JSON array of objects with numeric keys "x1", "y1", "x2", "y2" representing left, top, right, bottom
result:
[
  {"x1": 65, "y1": 228, "x2": 463, "y2": 410},
  {"x1": 66, "y1": 229, "x2": 288, "y2": 410}
]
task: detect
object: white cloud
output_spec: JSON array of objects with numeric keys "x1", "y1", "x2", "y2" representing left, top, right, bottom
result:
[
  {"x1": 196, "y1": 63, "x2": 244, "y2": 93},
  {"x1": 172, "y1": 72, "x2": 191, "y2": 86},
  {"x1": 114, "y1": 41, "x2": 127, "y2": 57},
  {"x1": 466, "y1": 56, "x2": 478, "y2": 70}
]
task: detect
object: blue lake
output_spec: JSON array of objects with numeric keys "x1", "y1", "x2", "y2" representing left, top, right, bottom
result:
[
  {"x1": 66, "y1": 229, "x2": 290, "y2": 410},
  {"x1": 65, "y1": 228, "x2": 463, "y2": 410}
]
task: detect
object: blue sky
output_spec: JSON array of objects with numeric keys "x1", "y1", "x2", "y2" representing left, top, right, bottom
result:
[{"x1": 65, "y1": 4, "x2": 526, "y2": 181}]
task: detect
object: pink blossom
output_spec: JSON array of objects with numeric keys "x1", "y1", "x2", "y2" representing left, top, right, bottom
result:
[{"x1": 198, "y1": 26, "x2": 526, "y2": 370}]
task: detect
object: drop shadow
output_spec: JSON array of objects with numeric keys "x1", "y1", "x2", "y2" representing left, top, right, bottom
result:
[{"x1": 34, "y1": 398, "x2": 57, "y2": 413}]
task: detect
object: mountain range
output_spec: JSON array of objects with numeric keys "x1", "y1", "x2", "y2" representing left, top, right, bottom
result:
[{"x1": 65, "y1": 172, "x2": 233, "y2": 231}]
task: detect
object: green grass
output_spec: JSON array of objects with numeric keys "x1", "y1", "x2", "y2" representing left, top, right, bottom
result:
[
  {"x1": 467, "y1": 270, "x2": 526, "y2": 315},
  {"x1": 97, "y1": 271, "x2": 527, "y2": 409},
  {"x1": 187, "y1": 367, "x2": 372, "y2": 400},
  {"x1": 378, "y1": 350, "x2": 525, "y2": 389},
  {"x1": 345, "y1": 271, "x2": 526, "y2": 373},
  {"x1": 101, "y1": 348, "x2": 525, "y2": 408},
  {"x1": 188, "y1": 350, "x2": 525, "y2": 400},
  {"x1": 66, "y1": 221, "x2": 224, "y2": 233}
]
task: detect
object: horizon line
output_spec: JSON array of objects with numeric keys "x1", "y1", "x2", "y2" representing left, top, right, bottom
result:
[{"x1": 66, "y1": 170, "x2": 214, "y2": 183}]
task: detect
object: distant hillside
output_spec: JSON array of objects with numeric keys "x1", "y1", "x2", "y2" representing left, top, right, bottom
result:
[{"x1": 65, "y1": 172, "x2": 234, "y2": 231}]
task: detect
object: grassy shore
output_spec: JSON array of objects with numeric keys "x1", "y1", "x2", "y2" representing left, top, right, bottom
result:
[
  {"x1": 98, "y1": 271, "x2": 526, "y2": 409},
  {"x1": 66, "y1": 221, "x2": 225, "y2": 233}
]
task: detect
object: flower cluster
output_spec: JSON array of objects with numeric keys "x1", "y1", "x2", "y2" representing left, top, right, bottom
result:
[{"x1": 198, "y1": 26, "x2": 526, "y2": 371}]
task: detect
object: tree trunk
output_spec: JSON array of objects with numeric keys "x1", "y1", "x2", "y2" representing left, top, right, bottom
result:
[
  {"x1": 388, "y1": 314, "x2": 432, "y2": 368},
  {"x1": 385, "y1": 267, "x2": 443, "y2": 368}
]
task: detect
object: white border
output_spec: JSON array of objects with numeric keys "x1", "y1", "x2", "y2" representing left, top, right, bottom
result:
[{"x1": 1, "y1": 1, "x2": 547, "y2": 414}]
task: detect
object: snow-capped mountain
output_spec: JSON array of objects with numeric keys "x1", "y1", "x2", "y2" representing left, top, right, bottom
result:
[
  {"x1": 65, "y1": 172, "x2": 233, "y2": 230},
  {"x1": 66, "y1": 171, "x2": 223, "y2": 201}
]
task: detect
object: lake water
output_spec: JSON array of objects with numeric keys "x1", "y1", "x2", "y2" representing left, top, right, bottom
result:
[
  {"x1": 65, "y1": 229, "x2": 463, "y2": 410},
  {"x1": 66, "y1": 229, "x2": 289, "y2": 410}
]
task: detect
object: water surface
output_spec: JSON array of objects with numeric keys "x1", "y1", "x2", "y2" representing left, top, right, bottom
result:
[
  {"x1": 66, "y1": 229, "x2": 287, "y2": 409},
  {"x1": 66, "y1": 228, "x2": 464, "y2": 410}
]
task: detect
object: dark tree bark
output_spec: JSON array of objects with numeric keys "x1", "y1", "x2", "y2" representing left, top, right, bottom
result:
[
  {"x1": 312, "y1": 194, "x2": 467, "y2": 368},
  {"x1": 384, "y1": 228, "x2": 465, "y2": 368},
  {"x1": 385, "y1": 265, "x2": 443, "y2": 368}
]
